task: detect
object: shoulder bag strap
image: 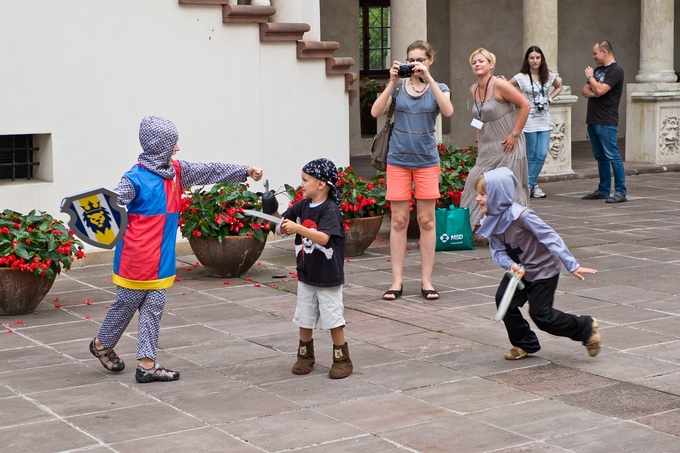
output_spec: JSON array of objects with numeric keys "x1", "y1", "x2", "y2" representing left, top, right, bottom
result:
[{"x1": 385, "y1": 80, "x2": 403, "y2": 121}]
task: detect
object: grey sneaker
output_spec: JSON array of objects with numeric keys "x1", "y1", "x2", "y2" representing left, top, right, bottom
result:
[
  {"x1": 582, "y1": 190, "x2": 608, "y2": 200},
  {"x1": 531, "y1": 185, "x2": 546, "y2": 198},
  {"x1": 89, "y1": 338, "x2": 125, "y2": 372},
  {"x1": 605, "y1": 192, "x2": 627, "y2": 203},
  {"x1": 135, "y1": 362, "x2": 180, "y2": 383}
]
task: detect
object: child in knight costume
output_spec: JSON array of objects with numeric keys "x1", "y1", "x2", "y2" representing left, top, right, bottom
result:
[
  {"x1": 89, "y1": 116, "x2": 263, "y2": 383},
  {"x1": 475, "y1": 167, "x2": 601, "y2": 361},
  {"x1": 279, "y1": 158, "x2": 353, "y2": 379}
]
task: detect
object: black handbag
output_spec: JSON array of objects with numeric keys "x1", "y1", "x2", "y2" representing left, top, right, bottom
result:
[{"x1": 370, "y1": 81, "x2": 402, "y2": 172}]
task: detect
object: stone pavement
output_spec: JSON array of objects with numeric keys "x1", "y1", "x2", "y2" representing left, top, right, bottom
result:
[{"x1": 3, "y1": 147, "x2": 680, "y2": 452}]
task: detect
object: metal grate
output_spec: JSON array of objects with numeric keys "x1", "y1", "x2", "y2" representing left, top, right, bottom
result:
[{"x1": 0, "y1": 134, "x2": 40, "y2": 181}]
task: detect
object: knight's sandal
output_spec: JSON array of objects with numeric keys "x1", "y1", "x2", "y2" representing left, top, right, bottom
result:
[{"x1": 89, "y1": 338, "x2": 125, "y2": 372}]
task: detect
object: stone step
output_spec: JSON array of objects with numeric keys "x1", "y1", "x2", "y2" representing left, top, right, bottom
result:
[{"x1": 259, "y1": 22, "x2": 310, "y2": 42}]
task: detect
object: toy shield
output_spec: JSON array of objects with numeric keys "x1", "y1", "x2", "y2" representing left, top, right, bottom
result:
[{"x1": 60, "y1": 188, "x2": 127, "y2": 249}]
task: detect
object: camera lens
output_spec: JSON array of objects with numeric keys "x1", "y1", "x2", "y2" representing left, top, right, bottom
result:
[{"x1": 398, "y1": 64, "x2": 414, "y2": 78}]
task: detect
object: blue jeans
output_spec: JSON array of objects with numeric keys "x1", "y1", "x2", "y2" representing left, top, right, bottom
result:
[
  {"x1": 524, "y1": 130, "x2": 550, "y2": 188},
  {"x1": 587, "y1": 124, "x2": 626, "y2": 196}
]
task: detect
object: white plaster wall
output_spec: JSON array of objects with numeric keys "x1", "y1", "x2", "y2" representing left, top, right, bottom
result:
[{"x1": 0, "y1": 0, "x2": 349, "y2": 245}]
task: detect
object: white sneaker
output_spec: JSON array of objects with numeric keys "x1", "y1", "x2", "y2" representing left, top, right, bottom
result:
[{"x1": 531, "y1": 185, "x2": 546, "y2": 198}]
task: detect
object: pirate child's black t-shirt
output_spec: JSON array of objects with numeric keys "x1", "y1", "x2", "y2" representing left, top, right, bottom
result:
[{"x1": 282, "y1": 198, "x2": 345, "y2": 287}]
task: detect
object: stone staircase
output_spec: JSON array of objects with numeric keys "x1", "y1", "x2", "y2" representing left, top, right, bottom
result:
[{"x1": 177, "y1": 1, "x2": 358, "y2": 105}]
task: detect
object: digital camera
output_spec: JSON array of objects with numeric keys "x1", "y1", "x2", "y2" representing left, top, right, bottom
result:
[
  {"x1": 535, "y1": 102, "x2": 546, "y2": 111},
  {"x1": 398, "y1": 64, "x2": 414, "y2": 78}
]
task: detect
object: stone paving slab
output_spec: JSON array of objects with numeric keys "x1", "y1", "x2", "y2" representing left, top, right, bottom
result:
[{"x1": 3, "y1": 169, "x2": 680, "y2": 452}]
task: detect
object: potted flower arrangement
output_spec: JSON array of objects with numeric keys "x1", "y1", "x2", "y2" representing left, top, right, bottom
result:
[
  {"x1": 179, "y1": 182, "x2": 273, "y2": 278},
  {"x1": 437, "y1": 143, "x2": 478, "y2": 208},
  {"x1": 284, "y1": 166, "x2": 387, "y2": 256},
  {"x1": 0, "y1": 209, "x2": 86, "y2": 315},
  {"x1": 359, "y1": 77, "x2": 385, "y2": 135}
]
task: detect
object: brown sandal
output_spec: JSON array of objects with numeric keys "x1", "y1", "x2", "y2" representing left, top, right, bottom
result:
[{"x1": 89, "y1": 338, "x2": 125, "y2": 372}]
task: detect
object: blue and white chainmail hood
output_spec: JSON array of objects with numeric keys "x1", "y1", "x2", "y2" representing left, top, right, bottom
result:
[
  {"x1": 477, "y1": 167, "x2": 526, "y2": 238},
  {"x1": 137, "y1": 116, "x2": 179, "y2": 180}
]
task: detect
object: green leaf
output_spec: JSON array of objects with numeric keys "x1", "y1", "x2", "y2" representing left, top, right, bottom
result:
[{"x1": 13, "y1": 244, "x2": 30, "y2": 260}]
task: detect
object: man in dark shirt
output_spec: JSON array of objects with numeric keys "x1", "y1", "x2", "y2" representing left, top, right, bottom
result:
[{"x1": 581, "y1": 40, "x2": 627, "y2": 203}]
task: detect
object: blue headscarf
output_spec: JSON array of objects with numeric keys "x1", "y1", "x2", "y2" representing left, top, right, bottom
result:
[
  {"x1": 302, "y1": 158, "x2": 339, "y2": 203},
  {"x1": 477, "y1": 167, "x2": 526, "y2": 237}
]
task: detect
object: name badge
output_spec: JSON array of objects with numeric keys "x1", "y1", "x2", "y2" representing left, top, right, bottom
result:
[{"x1": 471, "y1": 118, "x2": 484, "y2": 130}]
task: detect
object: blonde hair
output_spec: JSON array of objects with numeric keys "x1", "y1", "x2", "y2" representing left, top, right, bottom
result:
[
  {"x1": 407, "y1": 40, "x2": 435, "y2": 60},
  {"x1": 469, "y1": 48, "x2": 496, "y2": 68},
  {"x1": 474, "y1": 175, "x2": 487, "y2": 195}
]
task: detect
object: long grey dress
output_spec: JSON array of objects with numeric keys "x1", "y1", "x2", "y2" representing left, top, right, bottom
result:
[{"x1": 461, "y1": 80, "x2": 530, "y2": 229}]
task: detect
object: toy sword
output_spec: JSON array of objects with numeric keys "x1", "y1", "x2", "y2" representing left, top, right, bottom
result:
[
  {"x1": 494, "y1": 266, "x2": 525, "y2": 322},
  {"x1": 242, "y1": 210, "x2": 282, "y2": 225}
]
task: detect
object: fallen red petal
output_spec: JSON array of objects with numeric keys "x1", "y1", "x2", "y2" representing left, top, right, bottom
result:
[
  {"x1": 85, "y1": 316, "x2": 91, "y2": 320},
  {"x1": 254, "y1": 283, "x2": 261, "y2": 287},
  {"x1": 54, "y1": 304, "x2": 63, "y2": 308},
  {"x1": 54, "y1": 297, "x2": 60, "y2": 302},
  {"x1": 223, "y1": 281, "x2": 231, "y2": 285}
]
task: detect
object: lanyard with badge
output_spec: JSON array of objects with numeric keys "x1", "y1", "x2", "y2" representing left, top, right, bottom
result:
[{"x1": 471, "y1": 75, "x2": 492, "y2": 130}]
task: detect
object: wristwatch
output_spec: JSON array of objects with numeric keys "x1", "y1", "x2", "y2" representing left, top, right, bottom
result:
[
  {"x1": 587, "y1": 75, "x2": 593, "y2": 80},
  {"x1": 511, "y1": 131, "x2": 519, "y2": 137}
]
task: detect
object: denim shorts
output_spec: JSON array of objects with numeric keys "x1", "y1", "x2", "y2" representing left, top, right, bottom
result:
[{"x1": 293, "y1": 281, "x2": 345, "y2": 330}]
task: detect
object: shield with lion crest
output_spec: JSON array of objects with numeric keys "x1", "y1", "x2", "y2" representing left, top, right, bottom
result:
[{"x1": 61, "y1": 188, "x2": 127, "y2": 249}]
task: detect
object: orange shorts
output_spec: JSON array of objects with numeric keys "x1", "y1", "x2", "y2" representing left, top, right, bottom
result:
[{"x1": 385, "y1": 164, "x2": 441, "y2": 201}]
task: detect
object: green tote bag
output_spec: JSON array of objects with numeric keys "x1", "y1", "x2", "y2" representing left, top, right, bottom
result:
[{"x1": 434, "y1": 205, "x2": 474, "y2": 251}]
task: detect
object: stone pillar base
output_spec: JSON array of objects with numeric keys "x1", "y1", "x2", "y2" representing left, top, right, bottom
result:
[
  {"x1": 540, "y1": 86, "x2": 578, "y2": 177},
  {"x1": 626, "y1": 82, "x2": 680, "y2": 164}
]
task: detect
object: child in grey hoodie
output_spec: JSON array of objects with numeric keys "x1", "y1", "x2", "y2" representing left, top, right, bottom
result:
[{"x1": 475, "y1": 167, "x2": 601, "y2": 360}]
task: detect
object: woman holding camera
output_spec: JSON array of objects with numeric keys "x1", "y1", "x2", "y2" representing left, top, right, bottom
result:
[
  {"x1": 508, "y1": 46, "x2": 563, "y2": 198},
  {"x1": 371, "y1": 40, "x2": 453, "y2": 301},
  {"x1": 460, "y1": 48, "x2": 531, "y2": 242}
]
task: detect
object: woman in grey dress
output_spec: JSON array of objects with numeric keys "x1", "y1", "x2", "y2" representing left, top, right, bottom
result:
[{"x1": 461, "y1": 48, "x2": 531, "y2": 240}]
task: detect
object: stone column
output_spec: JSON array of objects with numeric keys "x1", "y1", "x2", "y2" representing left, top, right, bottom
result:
[
  {"x1": 523, "y1": 0, "x2": 576, "y2": 177},
  {"x1": 270, "y1": 0, "x2": 320, "y2": 41},
  {"x1": 523, "y1": 0, "x2": 558, "y2": 74},
  {"x1": 636, "y1": 0, "x2": 676, "y2": 83},
  {"x1": 626, "y1": 0, "x2": 680, "y2": 164},
  {"x1": 390, "y1": 0, "x2": 427, "y2": 64}
]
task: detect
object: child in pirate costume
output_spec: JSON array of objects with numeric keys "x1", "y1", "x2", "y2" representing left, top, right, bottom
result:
[
  {"x1": 475, "y1": 167, "x2": 601, "y2": 360},
  {"x1": 89, "y1": 116, "x2": 263, "y2": 383},
  {"x1": 279, "y1": 158, "x2": 353, "y2": 379}
]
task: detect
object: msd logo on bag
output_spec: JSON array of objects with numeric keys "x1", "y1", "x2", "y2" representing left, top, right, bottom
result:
[{"x1": 439, "y1": 233, "x2": 465, "y2": 243}]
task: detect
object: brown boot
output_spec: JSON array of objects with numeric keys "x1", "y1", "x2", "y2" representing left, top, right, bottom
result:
[
  {"x1": 292, "y1": 339, "x2": 315, "y2": 375},
  {"x1": 329, "y1": 342, "x2": 353, "y2": 379}
]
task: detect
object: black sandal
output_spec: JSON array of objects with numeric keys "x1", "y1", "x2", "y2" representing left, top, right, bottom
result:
[
  {"x1": 383, "y1": 286, "x2": 403, "y2": 301},
  {"x1": 421, "y1": 288, "x2": 439, "y2": 300}
]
